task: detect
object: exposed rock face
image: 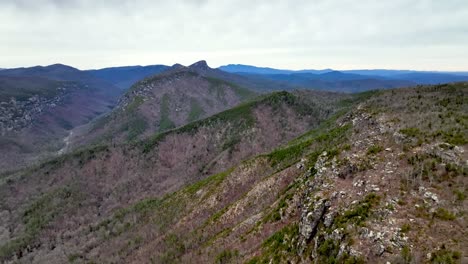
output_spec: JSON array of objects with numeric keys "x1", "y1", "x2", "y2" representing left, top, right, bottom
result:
[
  {"x1": 0, "y1": 84, "x2": 79, "y2": 135},
  {"x1": 299, "y1": 198, "x2": 330, "y2": 243},
  {"x1": 0, "y1": 65, "x2": 121, "y2": 173}
]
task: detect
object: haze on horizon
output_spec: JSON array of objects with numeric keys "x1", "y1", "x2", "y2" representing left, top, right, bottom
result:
[{"x1": 1, "y1": 0, "x2": 468, "y2": 71}]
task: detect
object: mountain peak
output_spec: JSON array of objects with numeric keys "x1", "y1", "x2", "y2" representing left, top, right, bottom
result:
[
  {"x1": 189, "y1": 60, "x2": 210, "y2": 70},
  {"x1": 46, "y1": 63, "x2": 79, "y2": 71},
  {"x1": 170, "y1": 63, "x2": 186, "y2": 70}
]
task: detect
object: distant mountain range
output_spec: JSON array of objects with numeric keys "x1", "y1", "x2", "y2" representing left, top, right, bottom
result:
[
  {"x1": 85, "y1": 65, "x2": 170, "y2": 90},
  {"x1": 218, "y1": 64, "x2": 332, "y2": 75},
  {"x1": 219, "y1": 64, "x2": 468, "y2": 87},
  {"x1": 3, "y1": 63, "x2": 467, "y2": 93},
  {"x1": 0, "y1": 60, "x2": 467, "y2": 263}
]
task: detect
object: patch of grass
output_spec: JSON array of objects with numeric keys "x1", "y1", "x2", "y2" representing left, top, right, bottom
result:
[
  {"x1": 159, "y1": 93, "x2": 175, "y2": 132},
  {"x1": 454, "y1": 189, "x2": 466, "y2": 201},
  {"x1": 267, "y1": 140, "x2": 312, "y2": 167},
  {"x1": 400, "y1": 223, "x2": 411, "y2": 233},
  {"x1": 67, "y1": 253, "x2": 82, "y2": 262},
  {"x1": 316, "y1": 239, "x2": 365, "y2": 264},
  {"x1": 260, "y1": 224, "x2": 299, "y2": 263},
  {"x1": 245, "y1": 256, "x2": 262, "y2": 264},
  {"x1": 185, "y1": 168, "x2": 234, "y2": 197},
  {"x1": 367, "y1": 144, "x2": 383, "y2": 155},
  {"x1": 159, "y1": 233, "x2": 186, "y2": 263},
  {"x1": 433, "y1": 208, "x2": 456, "y2": 221},
  {"x1": 401, "y1": 245, "x2": 412, "y2": 264},
  {"x1": 267, "y1": 124, "x2": 351, "y2": 168},
  {"x1": 317, "y1": 238, "x2": 340, "y2": 263},
  {"x1": 125, "y1": 95, "x2": 144, "y2": 112},
  {"x1": 264, "y1": 192, "x2": 294, "y2": 223},
  {"x1": 120, "y1": 114, "x2": 148, "y2": 141},
  {"x1": 430, "y1": 246, "x2": 461, "y2": 264},
  {"x1": 400, "y1": 127, "x2": 422, "y2": 138},
  {"x1": 205, "y1": 76, "x2": 257, "y2": 101},
  {"x1": 335, "y1": 193, "x2": 381, "y2": 227},
  {"x1": 215, "y1": 249, "x2": 239, "y2": 264},
  {"x1": 442, "y1": 130, "x2": 467, "y2": 145},
  {"x1": 187, "y1": 97, "x2": 205, "y2": 122}
]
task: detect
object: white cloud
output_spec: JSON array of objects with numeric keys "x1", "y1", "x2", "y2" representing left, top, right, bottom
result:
[{"x1": 0, "y1": 0, "x2": 467, "y2": 70}]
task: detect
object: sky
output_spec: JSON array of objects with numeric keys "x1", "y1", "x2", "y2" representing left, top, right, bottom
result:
[{"x1": 1, "y1": 0, "x2": 468, "y2": 71}]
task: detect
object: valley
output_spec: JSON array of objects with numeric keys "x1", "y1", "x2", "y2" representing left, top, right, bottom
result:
[
  {"x1": 0, "y1": 61, "x2": 466, "y2": 264},
  {"x1": 2, "y1": 1, "x2": 467, "y2": 263}
]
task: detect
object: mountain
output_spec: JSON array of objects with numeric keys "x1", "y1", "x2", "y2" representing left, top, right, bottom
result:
[
  {"x1": 218, "y1": 64, "x2": 332, "y2": 75},
  {"x1": 0, "y1": 89, "x2": 352, "y2": 263},
  {"x1": 235, "y1": 71, "x2": 415, "y2": 93},
  {"x1": 306, "y1": 70, "x2": 372, "y2": 81},
  {"x1": 0, "y1": 75, "x2": 66, "y2": 102},
  {"x1": 1, "y1": 82, "x2": 466, "y2": 263},
  {"x1": 0, "y1": 64, "x2": 120, "y2": 173},
  {"x1": 0, "y1": 64, "x2": 116, "y2": 90},
  {"x1": 344, "y1": 69, "x2": 468, "y2": 78},
  {"x1": 342, "y1": 70, "x2": 468, "y2": 84},
  {"x1": 69, "y1": 61, "x2": 258, "y2": 148},
  {"x1": 85, "y1": 65, "x2": 170, "y2": 90},
  {"x1": 219, "y1": 64, "x2": 468, "y2": 91},
  {"x1": 392, "y1": 72, "x2": 468, "y2": 84}
]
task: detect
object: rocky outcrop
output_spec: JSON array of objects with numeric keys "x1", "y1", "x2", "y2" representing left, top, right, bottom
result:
[
  {"x1": 0, "y1": 83, "x2": 79, "y2": 135},
  {"x1": 299, "y1": 198, "x2": 330, "y2": 244}
]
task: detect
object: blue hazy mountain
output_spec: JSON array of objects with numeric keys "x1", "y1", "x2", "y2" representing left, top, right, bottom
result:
[
  {"x1": 218, "y1": 64, "x2": 468, "y2": 89},
  {"x1": 218, "y1": 64, "x2": 332, "y2": 75},
  {"x1": 85, "y1": 64, "x2": 170, "y2": 90}
]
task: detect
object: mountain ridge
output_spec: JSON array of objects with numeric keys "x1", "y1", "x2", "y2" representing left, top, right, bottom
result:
[
  {"x1": 1, "y1": 83, "x2": 465, "y2": 263},
  {"x1": 0, "y1": 64, "x2": 121, "y2": 173},
  {"x1": 69, "y1": 61, "x2": 259, "y2": 149}
]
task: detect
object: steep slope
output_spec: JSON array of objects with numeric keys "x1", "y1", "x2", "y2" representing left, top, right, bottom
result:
[
  {"x1": 85, "y1": 65, "x2": 170, "y2": 90},
  {"x1": 5, "y1": 82, "x2": 467, "y2": 264},
  {"x1": 0, "y1": 65, "x2": 120, "y2": 173},
  {"x1": 0, "y1": 90, "x2": 351, "y2": 263},
  {"x1": 1, "y1": 83, "x2": 466, "y2": 263},
  {"x1": 63, "y1": 82, "x2": 466, "y2": 264},
  {"x1": 102, "y1": 82, "x2": 465, "y2": 264},
  {"x1": 70, "y1": 61, "x2": 258, "y2": 147}
]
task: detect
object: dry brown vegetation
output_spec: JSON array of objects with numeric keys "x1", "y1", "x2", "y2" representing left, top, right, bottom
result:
[
  {"x1": 0, "y1": 89, "x2": 349, "y2": 263},
  {"x1": 70, "y1": 66, "x2": 258, "y2": 148},
  {"x1": 0, "y1": 82, "x2": 466, "y2": 263}
]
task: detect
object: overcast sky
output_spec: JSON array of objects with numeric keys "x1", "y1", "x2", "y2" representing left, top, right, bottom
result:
[{"x1": 1, "y1": 0, "x2": 468, "y2": 70}]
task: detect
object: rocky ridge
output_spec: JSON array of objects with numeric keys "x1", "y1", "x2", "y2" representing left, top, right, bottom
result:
[
  {"x1": 0, "y1": 83, "x2": 466, "y2": 263},
  {"x1": 0, "y1": 83, "x2": 82, "y2": 135}
]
